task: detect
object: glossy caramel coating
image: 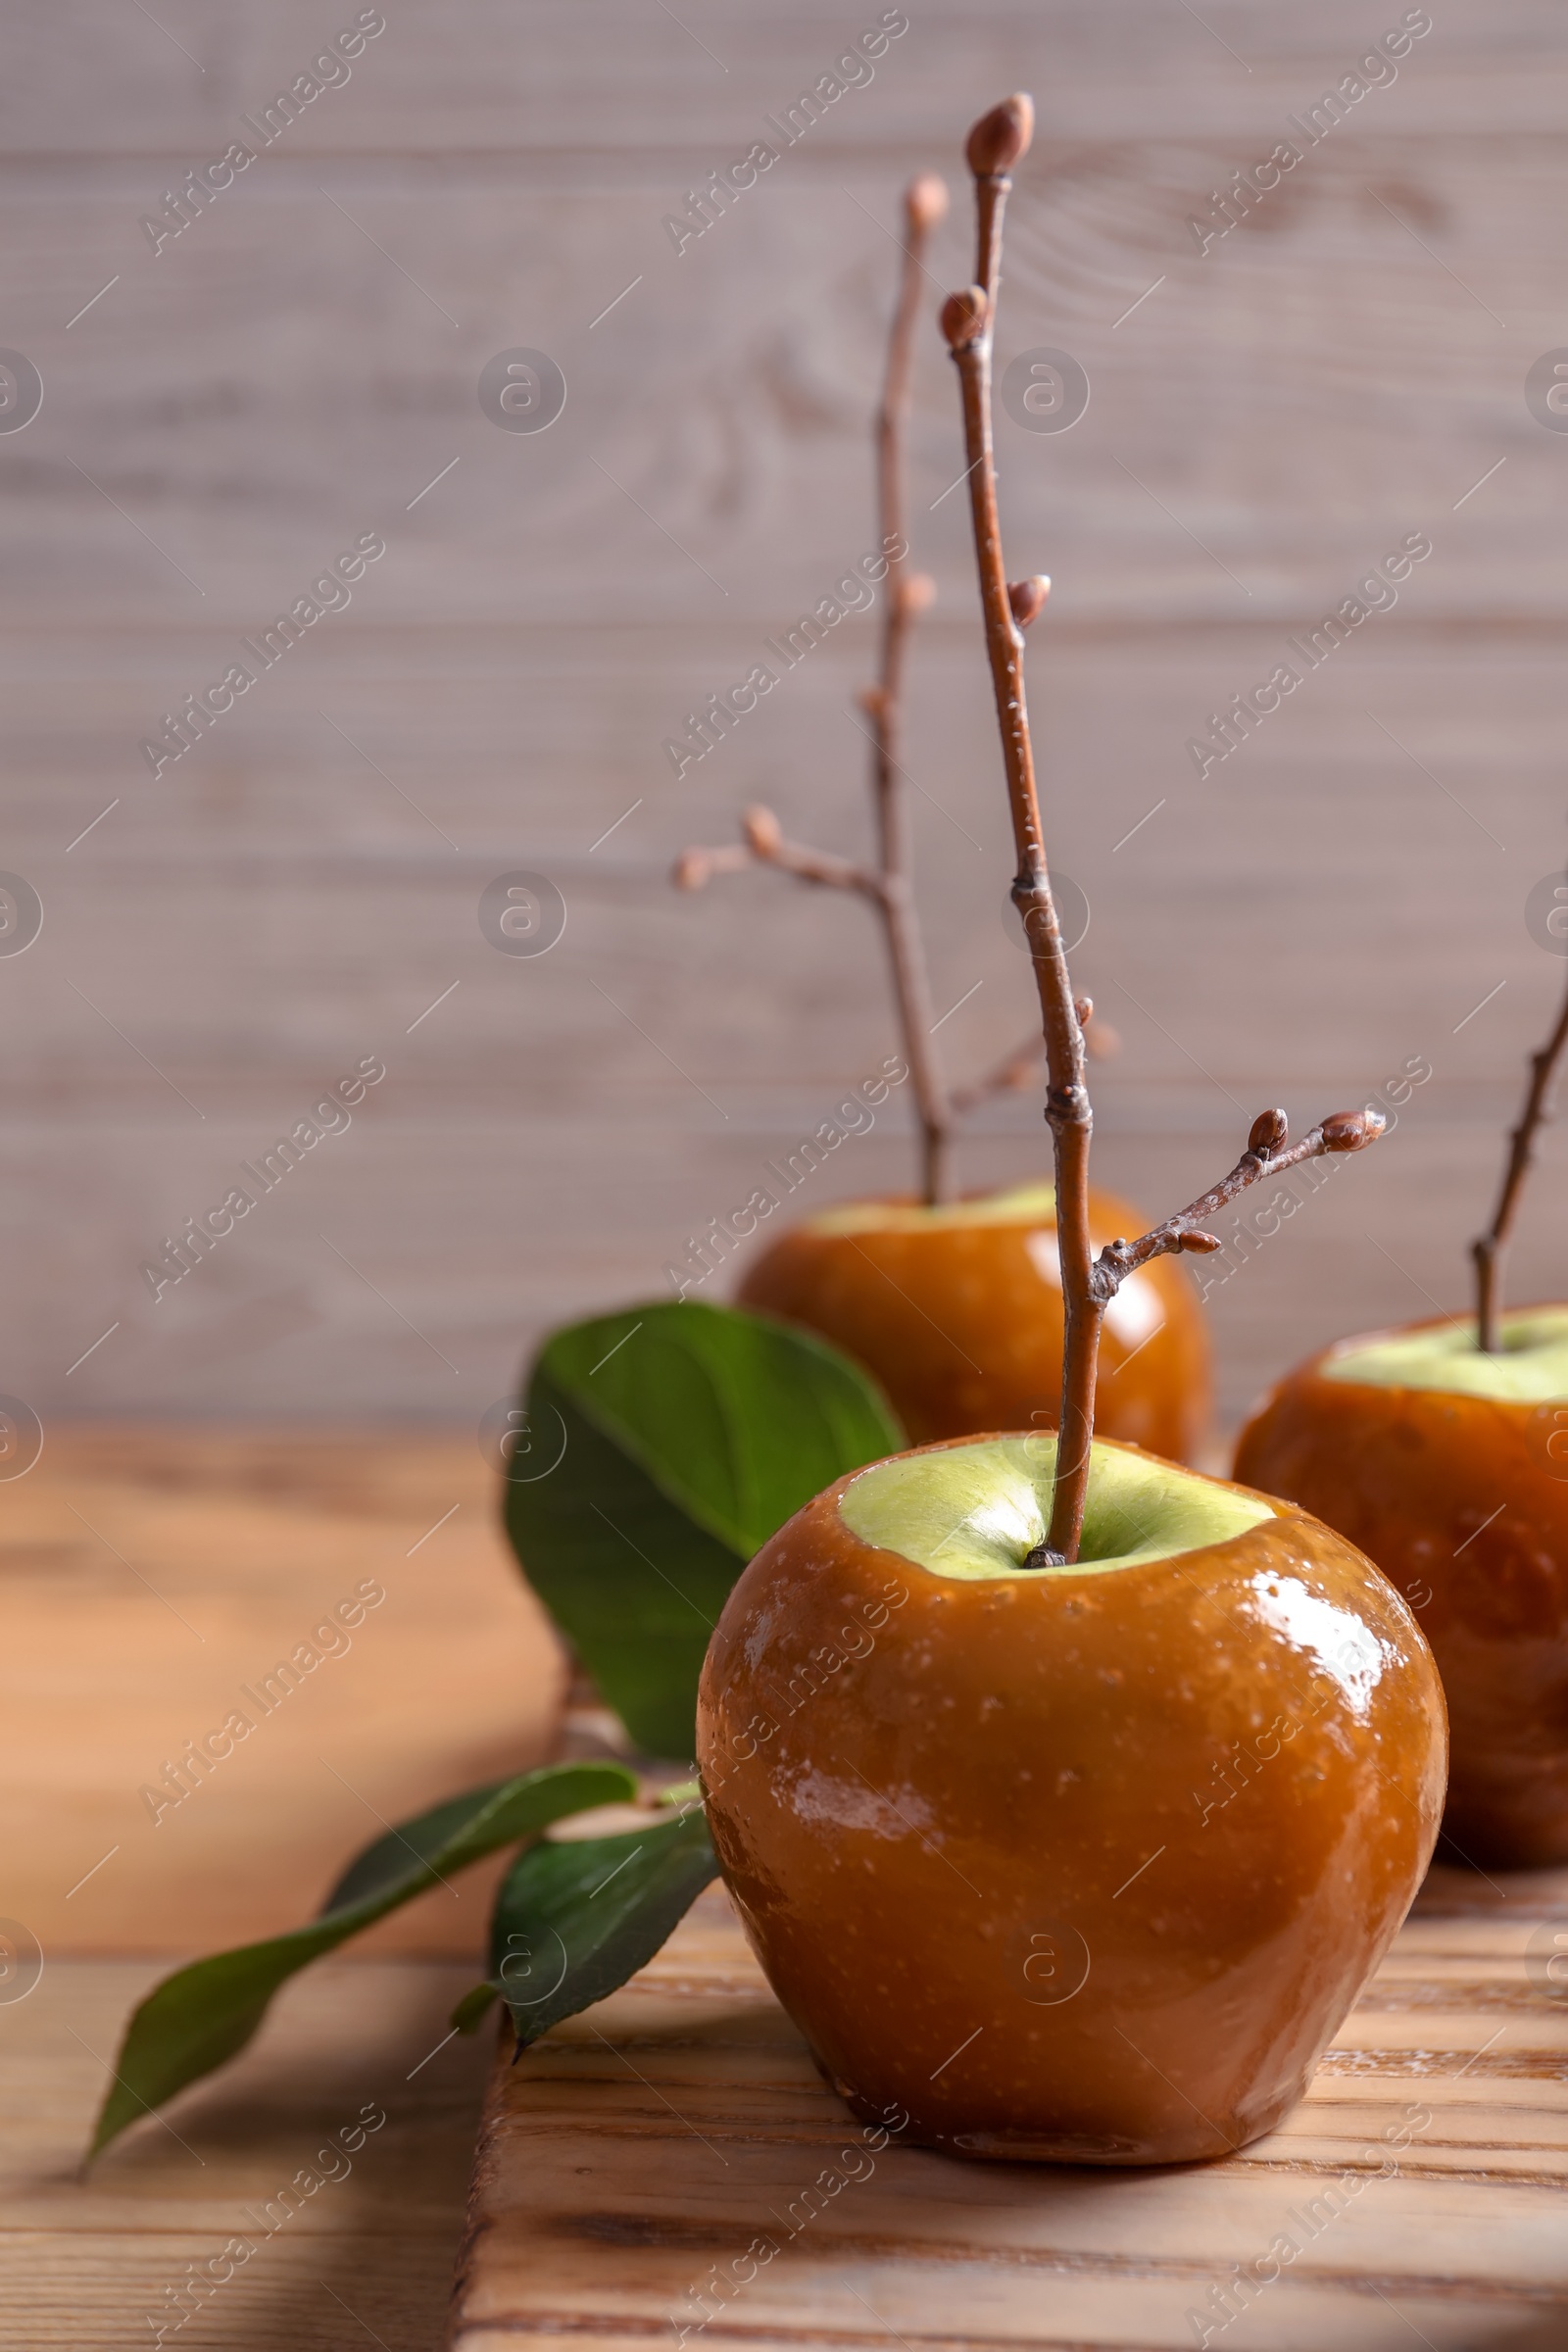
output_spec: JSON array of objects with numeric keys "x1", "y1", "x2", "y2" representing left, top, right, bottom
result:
[
  {"x1": 698, "y1": 1440, "x2": 1445, "y2": 2164},
  {"x1": 736, "y1": 1187, "x2": 1210, "y2": 1459},
  {"x1": 1236, "y1": 1320, "x2": 1568, "y2": 1868}
]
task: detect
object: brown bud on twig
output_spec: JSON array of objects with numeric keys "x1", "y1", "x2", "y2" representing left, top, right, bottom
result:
[
  {"x1": 1322, "y1": 1107, "x2": 1387, "y2": 1152},
  {"x1": 1008, "y1": 574, "x2": 1050, "y2": 629},
  {"x1": 1089, "y1": 1101, "x2": 1389, "y2": 1305},
  {"x1": 858, "y1": 686, "x2": 888, "y2": 721},
  {"x1": 897, "y1": 570, "x2": 937, "y2": 620},
  {"x1": 742, "y1": 805, "x2": 783, "y2": 858},
  {"x1": 677, "y1": 821, "x2": 874, "y2": 902},
  {"x1": 941, "y1": 285, "x2": 990, "y2": 352},
  {"x1": 1179, "y1": 1231, "x2": 1223, "y2": 1254},
  {"x1": 1073, "y1": 995, "x2": 1094, "y2": 1026},
  {"x1": 965, "y1": 94, "x2": 1034, "y2": 178},
  {"x1": 905, "y1": 173, "x2": 949, "y2": 234}
]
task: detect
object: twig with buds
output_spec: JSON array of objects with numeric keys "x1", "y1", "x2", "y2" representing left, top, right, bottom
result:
[
  {"x1": 675, "y1": 807, "x2": 880, "y2": 901},
  {"x1": 864, "y1": 172, "x2": 956, "y2": 1204},
  {"x1": 1472, "y1": 955, "x2": 1568, "y2": 1351},
  {"x1": 1089, "y1": 1107, "x2": 1386, "y2": 1299},
  {"x1": 943, "y1": 93, "x2": 1102, "y2": 1561},
  {"x1": 674, "y1": 177, "x2": 965, "y2": 1203},
  {"x1": 945, "y1": 96, "x2": 1386, "y2": 1564}
]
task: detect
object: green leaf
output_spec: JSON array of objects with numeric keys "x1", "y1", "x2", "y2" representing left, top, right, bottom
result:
[
  {"x1": 510, "y1": 1360, "x2": 741, "y2": 1758},
  {"x1": 541, "y1": 1301, "x2": 900, "y2": 1554},
  {"x1": 88, "y1": 1760, "x2": 635, "y2": 2162},
  {"x1": 487, "y1": 1805, "x2": 719, "y2": 2049},
  {"x1": 450, "y1": 1982, "x2": 501, "y2": 2034},
  {"x1": 505, "y1": 1301, "x2": 902, "y2": 1756}
]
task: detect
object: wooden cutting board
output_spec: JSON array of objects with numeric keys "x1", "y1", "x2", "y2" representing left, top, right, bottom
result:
[{"x1": 446, "y1": 1867, "x2": 1568, "y2": 2352}]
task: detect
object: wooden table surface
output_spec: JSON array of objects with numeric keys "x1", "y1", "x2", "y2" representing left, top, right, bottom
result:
[
  {"x1": 3, "y1": 1425, "x2": 566, "y2": 1957},
  {"x1": 11, "y1": 1430, "x2": 1568, "y2": 2352},
  {"x1": 448, "y1": 1874, "x2": 1568, "y2": 2352},
  {"x1": 6, "y1": 1954, "x2": 497, "y2": 2351},
  {"x1": 1, "y1": 1426, "x2": 568, "y2": 2351}
]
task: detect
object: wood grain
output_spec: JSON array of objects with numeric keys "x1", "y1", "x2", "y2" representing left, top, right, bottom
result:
[
  {"x1": 1, "y1": 1954, "x2": 495, "y2": 2350},
  {"x1": 2, "y1": 1425, "x2": 566, "y2": 1956},
  {"x1": 0, "y1": 1428, "x2": 576, "y2": 2350},
  {"x1": 4, "y1": 0, "x2": 1567, "y2": 1436},
  {"x1": 448, "y1": 1870, "x2": 1568, "y2": 2352}
]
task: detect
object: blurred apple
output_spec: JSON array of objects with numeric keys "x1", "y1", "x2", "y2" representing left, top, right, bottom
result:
[
  {"x1": 1237, "y1": 1307, "x2": 1568, "y2": 1868},
  {"x1": 738, "y1": 1180, "x2": 1210, "y2": 1460}
]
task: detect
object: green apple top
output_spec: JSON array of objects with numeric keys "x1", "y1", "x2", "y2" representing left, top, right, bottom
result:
[
  {"x1": 1321, "y1": 1306, "x2": 1568, "y2": 1403},
  {"x1": 838, "y1": 1434, "x2": 1272, "y2": 1580}
]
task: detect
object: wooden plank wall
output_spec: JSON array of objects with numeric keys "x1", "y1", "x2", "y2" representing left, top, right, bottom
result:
[{"x1": 3, "y1": 0, "x2": 1566, "y2": 1434}]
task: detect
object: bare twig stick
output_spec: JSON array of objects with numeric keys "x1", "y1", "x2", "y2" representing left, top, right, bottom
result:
[
  {"x1": 867, "y1": 172, "x2": 954, "y2": 1203},
  {"x1": 1089, "y1": 1107, "x2": 1386, "y2": 1298},
  {"x1": 944, "y1": 94, "x2": 1102, "y2": 1562},
  {"x1": 1472, "y1": 956, "x2": 1568, "y2": 1350},
  {"x1": 673, "y1": 176, "x2": 960, "y2": 1201},
  {"x1": 1013, "y1": 1103, "x2": 1386, "y2": 1565},
  {"x1": 943, "y1": 96, "x2": 1390, "y2": 1562},
  {"x1": 674, "y1": 807, "x2": 881, "y2": 901},
  {"x1": 671, "y1": 842, "x2": 752, "y2": 891}
]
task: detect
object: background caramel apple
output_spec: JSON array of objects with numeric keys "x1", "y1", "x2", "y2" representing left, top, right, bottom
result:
[
  {"x1": 1236, "y1": 931, "x2": 1568, "y2": 1868},
  {"x1": 737, "y1": 1177, "x2": 1210, "y2": 1458},
  {"x1": 699, "y1": 1433, "x2": 1446, "y2": 2164},
  {"x1": 1235, "y1": 1308, "x2": 1568, "y2": 1869}
]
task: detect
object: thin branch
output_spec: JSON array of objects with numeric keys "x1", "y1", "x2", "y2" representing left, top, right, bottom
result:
[
  {"x1": 666, "y1": 146, "x2": 1072, "y2": 1217},
  {"x1": 939, "y1": 96, "x2": 1395, "y2": 1563},
  {"x1": 1473, "y1": 954, "x2": 1568, "y2": 1350},
  {"x1": 867, "y1": 173, "x2": 954, "y2": 1204},
  {"x1": 671, "y1": 842, "x2": 752, "y2": 889},
  {"x1": 945, "y1": 94, "x2": 1102, "y2": 1563},
  {"x1": 1088, "y1": 1106, "x2": 1387, "y2": 1300},
  {"x1": 1013, "y1": 1103, "x2": 1386, "y2": 1565},
  {"x1": 673, "y1": 807, "x2": 881, "y2": 901},
  {"x1": 673, "y1": 177, "x2": 962, "y2": 1202}
]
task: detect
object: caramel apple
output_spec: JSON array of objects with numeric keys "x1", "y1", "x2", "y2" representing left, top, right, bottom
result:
[
  {"x1": 698, "y1": 1433, "x2": 1446, "y2": 2162},
  {"x1": 1237, "y1": 857, "x2": 1568, "y2": 1868},
  {"x1": 736, "y1": 1178, "x2": 1210, "y2": 1457},
  {"x1": 1236, "y1": 1309, "x2": 1568, "y2": 1867},
  {"x1": 702, "y1": 89, "x2": 1412, "y2": 2172}
]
